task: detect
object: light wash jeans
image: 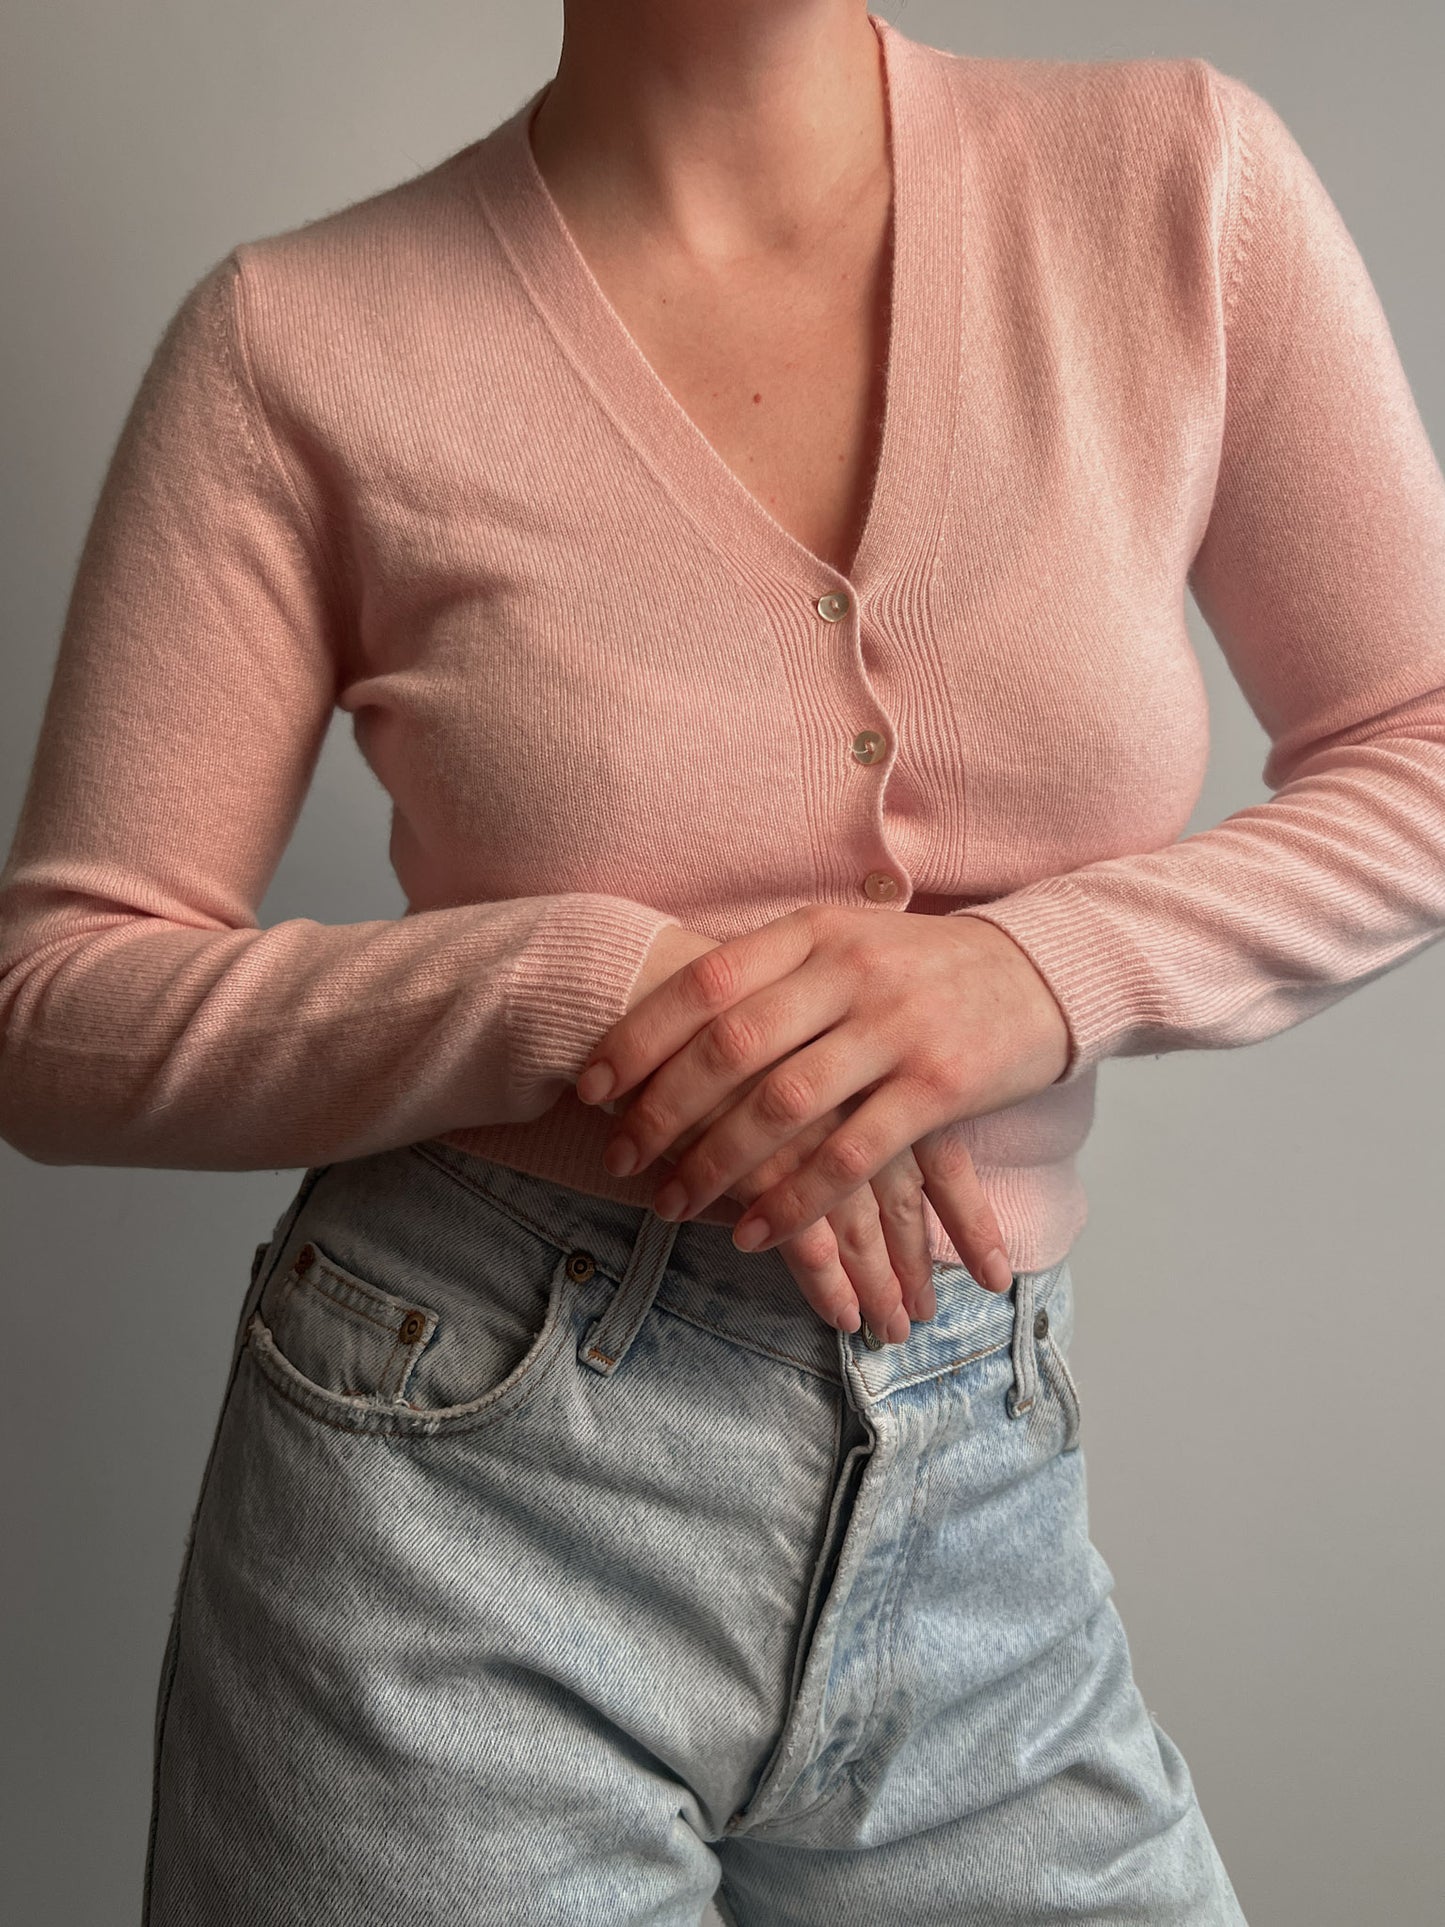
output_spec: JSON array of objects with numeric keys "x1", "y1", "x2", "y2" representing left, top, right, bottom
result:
[{"x1": 144, "y1": 1137, "x2": 1249, "y2": 1924}]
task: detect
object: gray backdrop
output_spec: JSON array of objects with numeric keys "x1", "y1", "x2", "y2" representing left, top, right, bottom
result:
[{"x1": 3, "y1": 3, "x2": 1442, "y2": 1921}]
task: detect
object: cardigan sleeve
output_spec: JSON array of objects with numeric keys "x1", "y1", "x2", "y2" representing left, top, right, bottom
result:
[
  {"x1": 950, "y1": 63, "x2": 1445, "y2": 1086},
  {"x1": 0, "y1": 252, "x2": 679, "y2": 1168}
]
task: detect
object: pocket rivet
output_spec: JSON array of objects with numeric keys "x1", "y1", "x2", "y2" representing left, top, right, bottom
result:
[
  {"x1": 1034, "y1": 1308, "x2": 1050, "y2": 1340},
  {"x1": 566, "y1": 1250, "x2": 597, "y2": 1283},
  {"x1": 397, "y1": 1310, "x2": 428, "y2": 1344},
  {"x1": 295, "y1": 1242, "x2": 316, "y2": 1272}
]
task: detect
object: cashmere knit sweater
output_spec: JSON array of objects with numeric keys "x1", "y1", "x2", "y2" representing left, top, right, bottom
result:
[{"x1": 3, "y1": 14, "x2": 1444, "y2": 1274}]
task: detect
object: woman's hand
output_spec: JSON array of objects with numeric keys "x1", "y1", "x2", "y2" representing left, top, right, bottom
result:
[
  {"x1": 619, "y1": 1077, "x2": 937, "y2": 1341},
  {"x1": 577, "y1": 905, "x2": 1071, "y2": 1273},
  {"x1": 587, "y1": 922, "x2": 991, "y2": 1341}
]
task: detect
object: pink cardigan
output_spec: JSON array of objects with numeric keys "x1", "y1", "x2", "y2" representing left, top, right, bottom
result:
[{"x1": 3, "y1": 15, "x2": 1444, "y2": 1273}]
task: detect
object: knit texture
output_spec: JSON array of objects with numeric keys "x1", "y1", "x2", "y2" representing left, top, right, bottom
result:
[{"x1": 4, "y1": 14, "x2": 1444, "y2": 1271}]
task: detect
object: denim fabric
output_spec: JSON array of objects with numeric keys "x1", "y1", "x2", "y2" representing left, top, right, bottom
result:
[{"x1": 144, "y1": 1138, "x2": 1248, "y2": 1925}]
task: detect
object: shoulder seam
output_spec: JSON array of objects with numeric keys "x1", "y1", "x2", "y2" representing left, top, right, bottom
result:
[
  {"x1": 219, "y1": 249, "x2": 351, "y2": 625},
  {"x1": 1203, "y1": 64, "x2": 1261, "y2": 338}
]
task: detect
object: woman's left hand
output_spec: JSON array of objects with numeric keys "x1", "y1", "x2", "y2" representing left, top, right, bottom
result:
[{"x1": 575, "y1": 904, "x2": 1072, "y2": 1259}]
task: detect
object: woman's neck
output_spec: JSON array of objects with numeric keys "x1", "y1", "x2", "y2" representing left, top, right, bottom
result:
[{"x1": 530, "y1": 0, "x2": 888, "y2": 261}]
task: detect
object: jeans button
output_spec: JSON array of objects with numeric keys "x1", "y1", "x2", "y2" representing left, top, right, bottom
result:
[
  {"x1": 861, "y1": 1320, "x2": 884, "y2": 1350},
  {"x1": 1034, "y1": 1308, "x2": 1049, "y2": 1339}
]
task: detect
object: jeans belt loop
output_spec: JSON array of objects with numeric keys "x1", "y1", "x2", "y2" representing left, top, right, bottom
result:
[
  {"x1": 1007, "y1": 1268, "x2": 1039, "y2": 1418},
  {"x1": 578, "y1": 1210, "x2": 682, "y2": 1377}
]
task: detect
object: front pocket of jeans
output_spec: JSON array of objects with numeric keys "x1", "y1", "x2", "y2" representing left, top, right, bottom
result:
[
  {"x1": 253, "y1": 1238, "x2": 444, "y2": 1404},
  {"x1": 246, "y1": 1181, "x2": 578, "y2": 1437}
]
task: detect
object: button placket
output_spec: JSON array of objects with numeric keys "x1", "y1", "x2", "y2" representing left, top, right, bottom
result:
[{"x1": 814, "y1": 582, "x2": 907, "y2": 910}]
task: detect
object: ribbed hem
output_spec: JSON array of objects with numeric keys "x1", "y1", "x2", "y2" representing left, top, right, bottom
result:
[{"x1": 921, "y1": 1154, "x2": 1089, "y2": 1273}]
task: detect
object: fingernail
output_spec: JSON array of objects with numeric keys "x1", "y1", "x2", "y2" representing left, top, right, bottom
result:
[
  {"x1": 835, "y1": 1304, "x2": 862, "y2": 1334},
  {"x1": 916, "y1": 1279, "x2": 938, "y2": 1322},
  {"x1": 652, "y1": 1178, "x2": 687, "y2": 1222},
  {"x1": 577, "y1": 1063, "x2": 614, "y2": 1105},
  {"x1": 887, "y1": 1308, "x2": 911, "y2": 1345},
  {"x1": 603, "y1": 1137, "x2": 639, "y2": 1178},
  {"x1": 980, "y1": 1247, "x2": 1014, "y2": 1294},
  {"x1": 733, "y1": 1217, "x2": 769, "y2": 1252}
]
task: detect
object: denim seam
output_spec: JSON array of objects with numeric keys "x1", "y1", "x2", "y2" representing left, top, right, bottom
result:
[
  {"x1": 144, "y1": 1161, "x2": 335, "y2": 1921},
  {"x1": 776, "y1": 1392, "x2": 849, "y2": 1724},
  {"x1": 752, "y1": 1405, "x2": 935, "y2": 1836},
  {"x1": 649, "y1": 1299, "x2": 1025, "y2": 1389},
  {"x1": 274, "y1": 1264, "x2": 301, "y2": 1326},
  {"x1": 854, "y1": 1268, "x2": 1066, "y2": 1406},
  {"x1": 848, "y1": 1381, "x2": 939, "y2": 1778},
  {"x1": 648, "y1": 1298, "x2": 844, "y2": 1383},
  {"x1": 873, "y1": 1329, "x2": 1017, "y2": 1398},
  {"x1": 303, "y1": 1257, "x2": 423, "y2": 1334},
  {"x1": 245, "y1": 1343, "x2": 422, "y2": 1444},
  {"x1": 412, "y1": 1140, "x2": 619, "y2": 1273},
  {"x1": 1039, "y1": 1335, "x2": 1083, "y2": 1451},
  {"x1": 737, "y1": 1399, "x2": 985, "y2": 1843},
  {"x1": 244, "y1": 1333, "x2": 564, "y2": 1441},
  {"x1": 315, "y1": 1294, "x2": 410, "y2": 1398}
]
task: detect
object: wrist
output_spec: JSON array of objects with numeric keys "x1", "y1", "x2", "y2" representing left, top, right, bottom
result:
[{"x1": 624, "y1": 922, "x2": 718, "y2": 1015}]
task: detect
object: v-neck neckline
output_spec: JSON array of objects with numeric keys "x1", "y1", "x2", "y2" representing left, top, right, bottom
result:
[{"x1": 464, "y1": 13, "x2": 963, "y2": 599}]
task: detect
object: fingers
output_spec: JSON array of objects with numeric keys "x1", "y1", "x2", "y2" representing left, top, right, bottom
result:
[
  {"x1": 822, "y1": 1184, "x2": 912, "y2": 1343},
  {"x1": 728, "y1": 1075, "x2": 945, "y2": 1255},
  {"x1": 720, "y1": 1112, "x2": 914, "y2": 1344},
  {"x1": 604, "y1": 977, "x2": 858, "y2": 1190},
  {"x1": 774, "y1": 1217, "x2": 866, "y2": 1336},
  {"x1": 657, "y1": 1105, "x2": 951, "y2": 1346},
  {"x1": 726, "y1": 1090, "x2": 1012, "y2": 1303},
  {"x1": 868, "y1": 1148, "x2": 939, "y2": 1323},
  {"x1": 584, "y1": 912, "x2": 818, "y2": 1111},
  {"x1": 911, "y1": 1127, "x2": 1014, "y2": 1294},
  {"x1": 635, "y1": 1021, "x2": 895, "y2": 1221},
  {"x1": 771, "y1": 1197, "x2": 912, "y2": 1345}
]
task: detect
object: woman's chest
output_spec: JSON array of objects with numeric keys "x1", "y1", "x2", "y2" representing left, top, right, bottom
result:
[
  {"x1": 321, "y1": 192, "x2": 1222, "y2": 900},
  {"x1": 335, "y1": 412, "x2": 1211, "y2": 911},
  {"x1": 552, "y1": 203, "x2": 895, "y2": 580}
]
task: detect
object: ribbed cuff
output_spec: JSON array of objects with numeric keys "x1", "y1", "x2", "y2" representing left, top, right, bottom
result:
[
  {"x1": 505, "y1": 895, "x2": 681, "y2": 1107},
  {"x1": 949, "y1": 877, "x2": 1143, "y2": 1086}
]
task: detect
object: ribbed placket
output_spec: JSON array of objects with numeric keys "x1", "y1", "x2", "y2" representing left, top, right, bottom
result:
[{"x1": 464, "y1": 11, "x2": 966, "y2": 909}]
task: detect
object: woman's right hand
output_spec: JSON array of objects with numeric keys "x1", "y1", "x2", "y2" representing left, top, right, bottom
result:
[{"x1": 598, "y1": 923, "x2": 1009, "y2": 1345}]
